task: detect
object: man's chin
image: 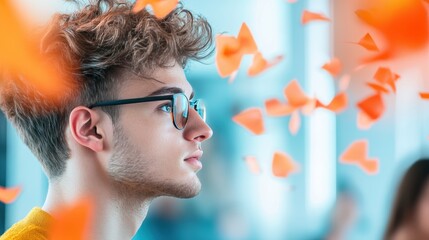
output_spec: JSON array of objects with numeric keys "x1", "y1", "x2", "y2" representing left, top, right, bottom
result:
[{"x1": 166, "y1": 179, "x2": 201, "y2": 199}]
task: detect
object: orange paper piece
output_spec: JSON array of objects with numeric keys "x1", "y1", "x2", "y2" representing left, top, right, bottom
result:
[
  {"x1": 302, "y1": 10, "x2": 330, "y2": 24},
  {"x1": 132, "y1": 0, "x2": 179, "y2": 18},
  {"x1": 367, "y1": 82, "x2": 390, "y2": 94},
  {"x1": 357, "y1": 110, "x2": 375, "y2": 130},
  {"x1": 356, "y1": 0, "x2": 428, "y2": 62},
  {"x1": 289, "y1": 110, "x2": 301, "y2": 135},
  {"x1": 338, "y1": 74, "x2": 351, "y2": 92},
  {"x1": 0, "y1": 186, "x2": 21, "y2": 204},
  {"x1": 284, "y1": 79, "x2": 311, "y2": 108},
  {"x1": 358, "y1": 33, "x2": 379, "y2": 51},
  {"x1": 357, "y1": 93, "x2": 384, "y2": 121},
  {"x1": 0, "y1": 0, "x2": 70, "y2": 102},
  {"x1": 322, "y1": 57, "x2": 342, "y2": 77},
  {"x1": 49, "y1": 197, "x2": 94, "y2": 240},
  {"x1": 244, "y1": 156, "x2": 262, "y2": 174},
  {"x1": 232, "y1": 108, "x2": 265, "y2": 135},
  {"x1": 248, "y1": 52, "x2": 283, "y2": 77},
  {"x1": 301, "y1": 98, "x2": 318, "y2": 116},
  {"x1": 316, "y1": 92, "x2": 348, "y2": 113},
  {"x1": 265, "y1": 98, "x2": 294, "y2": 116},
  {"x1": 420, "y1": 92, "x2": 429, "y2": 99},
  {"x1": 373, "y1": 67, "x2": 399, "y2": 93},
  {"x1": 272, "y1": 152, "x2": 299, "y2": 177},
  {"x1": 216, "y1": 23, "x2": 258, "y2": 77},
  {"x1": 340, "y1": 140, "x2": 379, "y2": 174}
]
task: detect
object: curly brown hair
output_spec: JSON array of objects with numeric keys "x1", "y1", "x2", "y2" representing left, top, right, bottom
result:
[{"x1": 0, "y1": 0, "x2": 213, "y2": 178}]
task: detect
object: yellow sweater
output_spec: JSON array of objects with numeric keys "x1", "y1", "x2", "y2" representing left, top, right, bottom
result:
[{"x1": 0, "y1": 208, "x2": 52, "y2": 240}]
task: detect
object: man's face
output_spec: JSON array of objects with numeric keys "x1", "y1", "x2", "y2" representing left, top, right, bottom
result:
[{"x1": 107, "y1": 63, "x2": 213, "y2": 199}]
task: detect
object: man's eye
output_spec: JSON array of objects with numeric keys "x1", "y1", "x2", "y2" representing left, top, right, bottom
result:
[{"x1": 159, "y1": 103, "x2": 173, "y2": 113}]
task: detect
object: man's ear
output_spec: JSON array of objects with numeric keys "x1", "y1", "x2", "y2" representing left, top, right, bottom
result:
[{"x1": 69, "y1": 106, "x2": 106, "y2": 152}]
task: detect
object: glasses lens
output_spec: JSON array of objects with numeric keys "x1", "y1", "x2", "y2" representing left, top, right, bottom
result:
[
  {"x1": 193, "y1": 100, "x2": 206, "y2": 122},
  {"x1": 173, "y1": 94, "x2": 188, "y2": 129}
]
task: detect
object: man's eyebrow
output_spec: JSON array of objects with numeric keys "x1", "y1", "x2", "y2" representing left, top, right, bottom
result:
[{"x1": 147, "y1": 87, "x2": 194, "y2": 99}]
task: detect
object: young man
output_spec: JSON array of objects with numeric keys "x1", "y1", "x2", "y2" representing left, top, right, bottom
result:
[{"x1": 0, "y1": 0, "x2": 213, "y2": 239}]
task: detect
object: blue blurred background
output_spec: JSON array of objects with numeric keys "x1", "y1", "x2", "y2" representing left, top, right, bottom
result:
[{"x1": 3, "y1": 0, "x2": 429, "y2": 239}]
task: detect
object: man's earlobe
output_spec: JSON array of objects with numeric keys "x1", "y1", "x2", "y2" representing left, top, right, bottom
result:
[{"x1": 69, "y1": 107, "x2": 105, "y2": 152}]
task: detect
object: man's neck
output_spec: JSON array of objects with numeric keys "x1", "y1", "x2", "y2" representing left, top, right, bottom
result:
[{"x1": 42, "y1": 157, "x2": 153, "y2": 239}]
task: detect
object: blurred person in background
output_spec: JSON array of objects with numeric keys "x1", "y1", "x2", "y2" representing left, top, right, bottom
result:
[
  {"x1": 384, "y1": 159, "x2": 429, "y2": 240},
  {"x1": 0, "y1": 0, "x2": 213, "y2": 239}
]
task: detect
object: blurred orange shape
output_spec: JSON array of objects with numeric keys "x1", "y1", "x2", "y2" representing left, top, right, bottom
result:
[
  {"x1": 374, "y1": 67, "x2": 393, "y2": 84},
  {"x1": 272, "y1": 152, "x2": 299, "y2": 178},
  {"x1": 244, "y1": 156, "x2": 262, "y2": 174},
  {"x1": 237, "y1": 23, "x2": 258, "y2": 55},
  {"x1": 0, "y1": 186, "x2": 21, "y2": 204},
  {"x1": 0, "y1": 0, "x2": 69, "y2": 101},
  {"x1": 358, "y1": 33, "x2": 379, "y2": 51},
  {"x1": 357, "y1": 93, "x2": 384, "y2": 120},
  {"x1": 301, "y1": 10, "x2": 330, "y2": 24},
  {"x1": 322, "y1": 57, "x2": 342, "y2": 77},
  {"x1": 340, "y1": 140, "x2": 368, "y2": 163},
  {"x1": 340, "y1": 140, "x2": 379, "y2": 174},
  {"x1": 357, "y1": 110, "x2": 375, "y2": 130},
  {"x1": 232, "y1": 108, "x2": 265, "y2": 135},
  {"x1": 132, "y1": 0, "x2": 179, "y2": 18},
  {"x1": 216, "y1": 23, "x2": 258, "y2": 78},
  {"x1": 360, "y1": 158, "x2": 379, "y2": 174},
  {"x1": 373, "y1": 67, "x2": 399, "y2": 93},
  {"x1": 367, "y1": 82, "x2": 390, "y2": 94},
  {"x1": 289, "y1": 110, "x2": 301, "y2": 135},
  {"x1": 420, "y1": 92, "x2": 429, "y2": 99},
  {"x1": 355, "y1": 0, "x2": 428, "y2": 61},
  {"x1": 216, "y1": 36, "x2": 243, "y2": 78},
  {"x1": 317, "y1": 92, "x2": 348, "y2": 113},
  {"x1": 248, "y1": 52, "x2": 283, "y2": 77},
  {"x1": 284, "y1": 79, "x2": 310, "y2": 108},
  {"x1": 265, "y1": 98, "x2": 294, "y2": 116},
  {"x1": 338, "y1": 74, "x2": 351, "y2": 92},
  {"x1": 301, "y1": 98, "x2": 318, "y2": 116},
  {"x1": 49, "y1": 197, "x2": 94, "y2": 240},
  {"x1": 340, "y1": 140, "x2": 378, "y2": 174}
]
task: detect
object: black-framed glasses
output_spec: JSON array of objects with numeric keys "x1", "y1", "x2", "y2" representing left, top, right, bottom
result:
[{"x1": 88, "y1": 93, "x2": 206, "y2": 130}]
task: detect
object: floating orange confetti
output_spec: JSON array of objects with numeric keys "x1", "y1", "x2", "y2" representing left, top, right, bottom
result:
[
  {"x1": 49, "y1": 197, "x2": 94, "y2": 240},
  {"x1": 367, "y1": 82, "x2": 390, "y2": 94},
  {"x1": 284, "y1": 79, "x2": 311, "y2": 108},
  {"x1": 0, "y1": 186, "x2": 21, "y2": 204},
  {"x1": 248, "y1": 52, "x2": 283, "y2": 77},
  {"x1": 216, "y1": 23, "x2": 258, "y2": 78},
  {"x1": 265, "y1": 98, "x2": 294, "y2": 116},
  {"x1": 132, "y1": 0, "x2": 179, "y2": 18},
  {"x1": 373, "y1": 67, "x2": 399, "y2": 93},
  {"x1": 0, "y1": 0, "x2": 71, "y2": 102},
  {"x1": 232, "y1": 108, "x2": 265, "y2": 135},
  {"x1": 358, "y1": 33, "x2": 379, "y2": 51},
  {"x1": 356, "y1": 0, "x2": 428, "y2": 61},
  {"x1": 340, "y1": 140, "x2": 379, "y2": 174},
  {"x1": 322, "y1": 57, "x2": 342, "y2": 77},
  {"x1": 316, "y1": 92, "x2": 348, "y2": 113},
  {"x1": 244, "y1": 156, "x2": 262, "y2": 175},
  {"x1": 302, "y1": 10, "x2": 330, "y2": 24},
  {"x1": 272, "y1": 152, "x2": 299, "y2": 177},
  {"x1": 289, "y1": 110, "x2": 301, "y2": 135},
  {"x1": 420, "y1": 92, "x2": 429, "y2": 99},
  {"x1": 357, "y1": 110, "x2": 375, "y2": 130},
  {"x1": 338, "y1": 74, "x2": 351, "y2": 92},
  {"x1": 357, "y1": 93, "x2": 384, "y2": 121}
]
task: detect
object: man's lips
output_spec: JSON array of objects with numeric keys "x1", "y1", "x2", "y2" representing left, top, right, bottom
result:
[
  {"x1": 184, "y1": 150, "x2": 203, "y2": 171},
  {"x1": 184, "y1": 150, "x2": 203, "y2": 161}
]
